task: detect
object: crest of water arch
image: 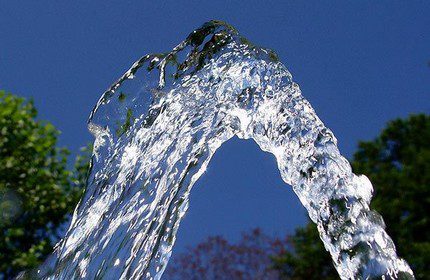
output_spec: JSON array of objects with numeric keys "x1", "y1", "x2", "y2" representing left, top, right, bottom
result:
[{"x1": 35, "y1": 21, "x2": 414, "y2": 279}]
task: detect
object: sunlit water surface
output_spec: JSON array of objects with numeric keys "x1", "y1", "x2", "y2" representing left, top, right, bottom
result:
[{"x1": 33, "y1": 21, "x2": 414, "y2": 280}]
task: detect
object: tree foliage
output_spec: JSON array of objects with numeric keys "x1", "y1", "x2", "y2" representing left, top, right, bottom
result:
[
  {"x1": 352, "y1": 114, "x2": 430, "y2": 278},
  {"x1": 0, "y1": 91, "x2": 89, "y2": 279},
  {"x1": 271, "y1": 222, "x2": 337, "y2": 279},
  {"x1": 165, "y1": 229, "x2": 291, "y2": 280},
  {"x1": 272, "y1": 114, "x2": 430, "y2": 279}
]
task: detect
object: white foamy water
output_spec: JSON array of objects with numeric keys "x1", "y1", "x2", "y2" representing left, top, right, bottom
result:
[{"x1": 35, "y1": 21, "x2": 414, "y2": 279}]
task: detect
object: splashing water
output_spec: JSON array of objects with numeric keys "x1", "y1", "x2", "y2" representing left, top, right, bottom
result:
[{"x1": 36, "y1": 21, "x2": 414, "y2": 279}]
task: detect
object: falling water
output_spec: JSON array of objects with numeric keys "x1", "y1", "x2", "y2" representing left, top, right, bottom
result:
[{"x1": 35, "y1": 21, "x2": 414, "y2": 279}]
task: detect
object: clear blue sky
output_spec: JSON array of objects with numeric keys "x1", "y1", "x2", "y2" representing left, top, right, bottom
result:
[{"x1": 1, "y1": 1, "x2": 429, "y2": 254}]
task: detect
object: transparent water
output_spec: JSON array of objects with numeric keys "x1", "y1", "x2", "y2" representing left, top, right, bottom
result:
[{"x1": 35, "y1": 21, "x2": 414, "y2": 279}]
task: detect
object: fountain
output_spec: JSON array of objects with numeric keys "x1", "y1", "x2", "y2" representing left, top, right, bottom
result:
[{"x1": 34, "y1": 21, "x2": 414, "y2": 279}]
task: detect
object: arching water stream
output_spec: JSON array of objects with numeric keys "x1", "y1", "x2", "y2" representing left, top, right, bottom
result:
[{"x1": 35, "y1": 21, "x2": 414, "y2": 279}]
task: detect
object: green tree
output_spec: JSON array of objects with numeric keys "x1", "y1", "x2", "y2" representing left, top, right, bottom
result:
[
  {"x1": 0, "y1": 91, "x2": 89, "y2": 279},
  {"x1": 272, "y1": 222, "x2": 337, "y2": 279},
  {"x1": 272, "y1": 114, "x2": 430, "y2": 279}
]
